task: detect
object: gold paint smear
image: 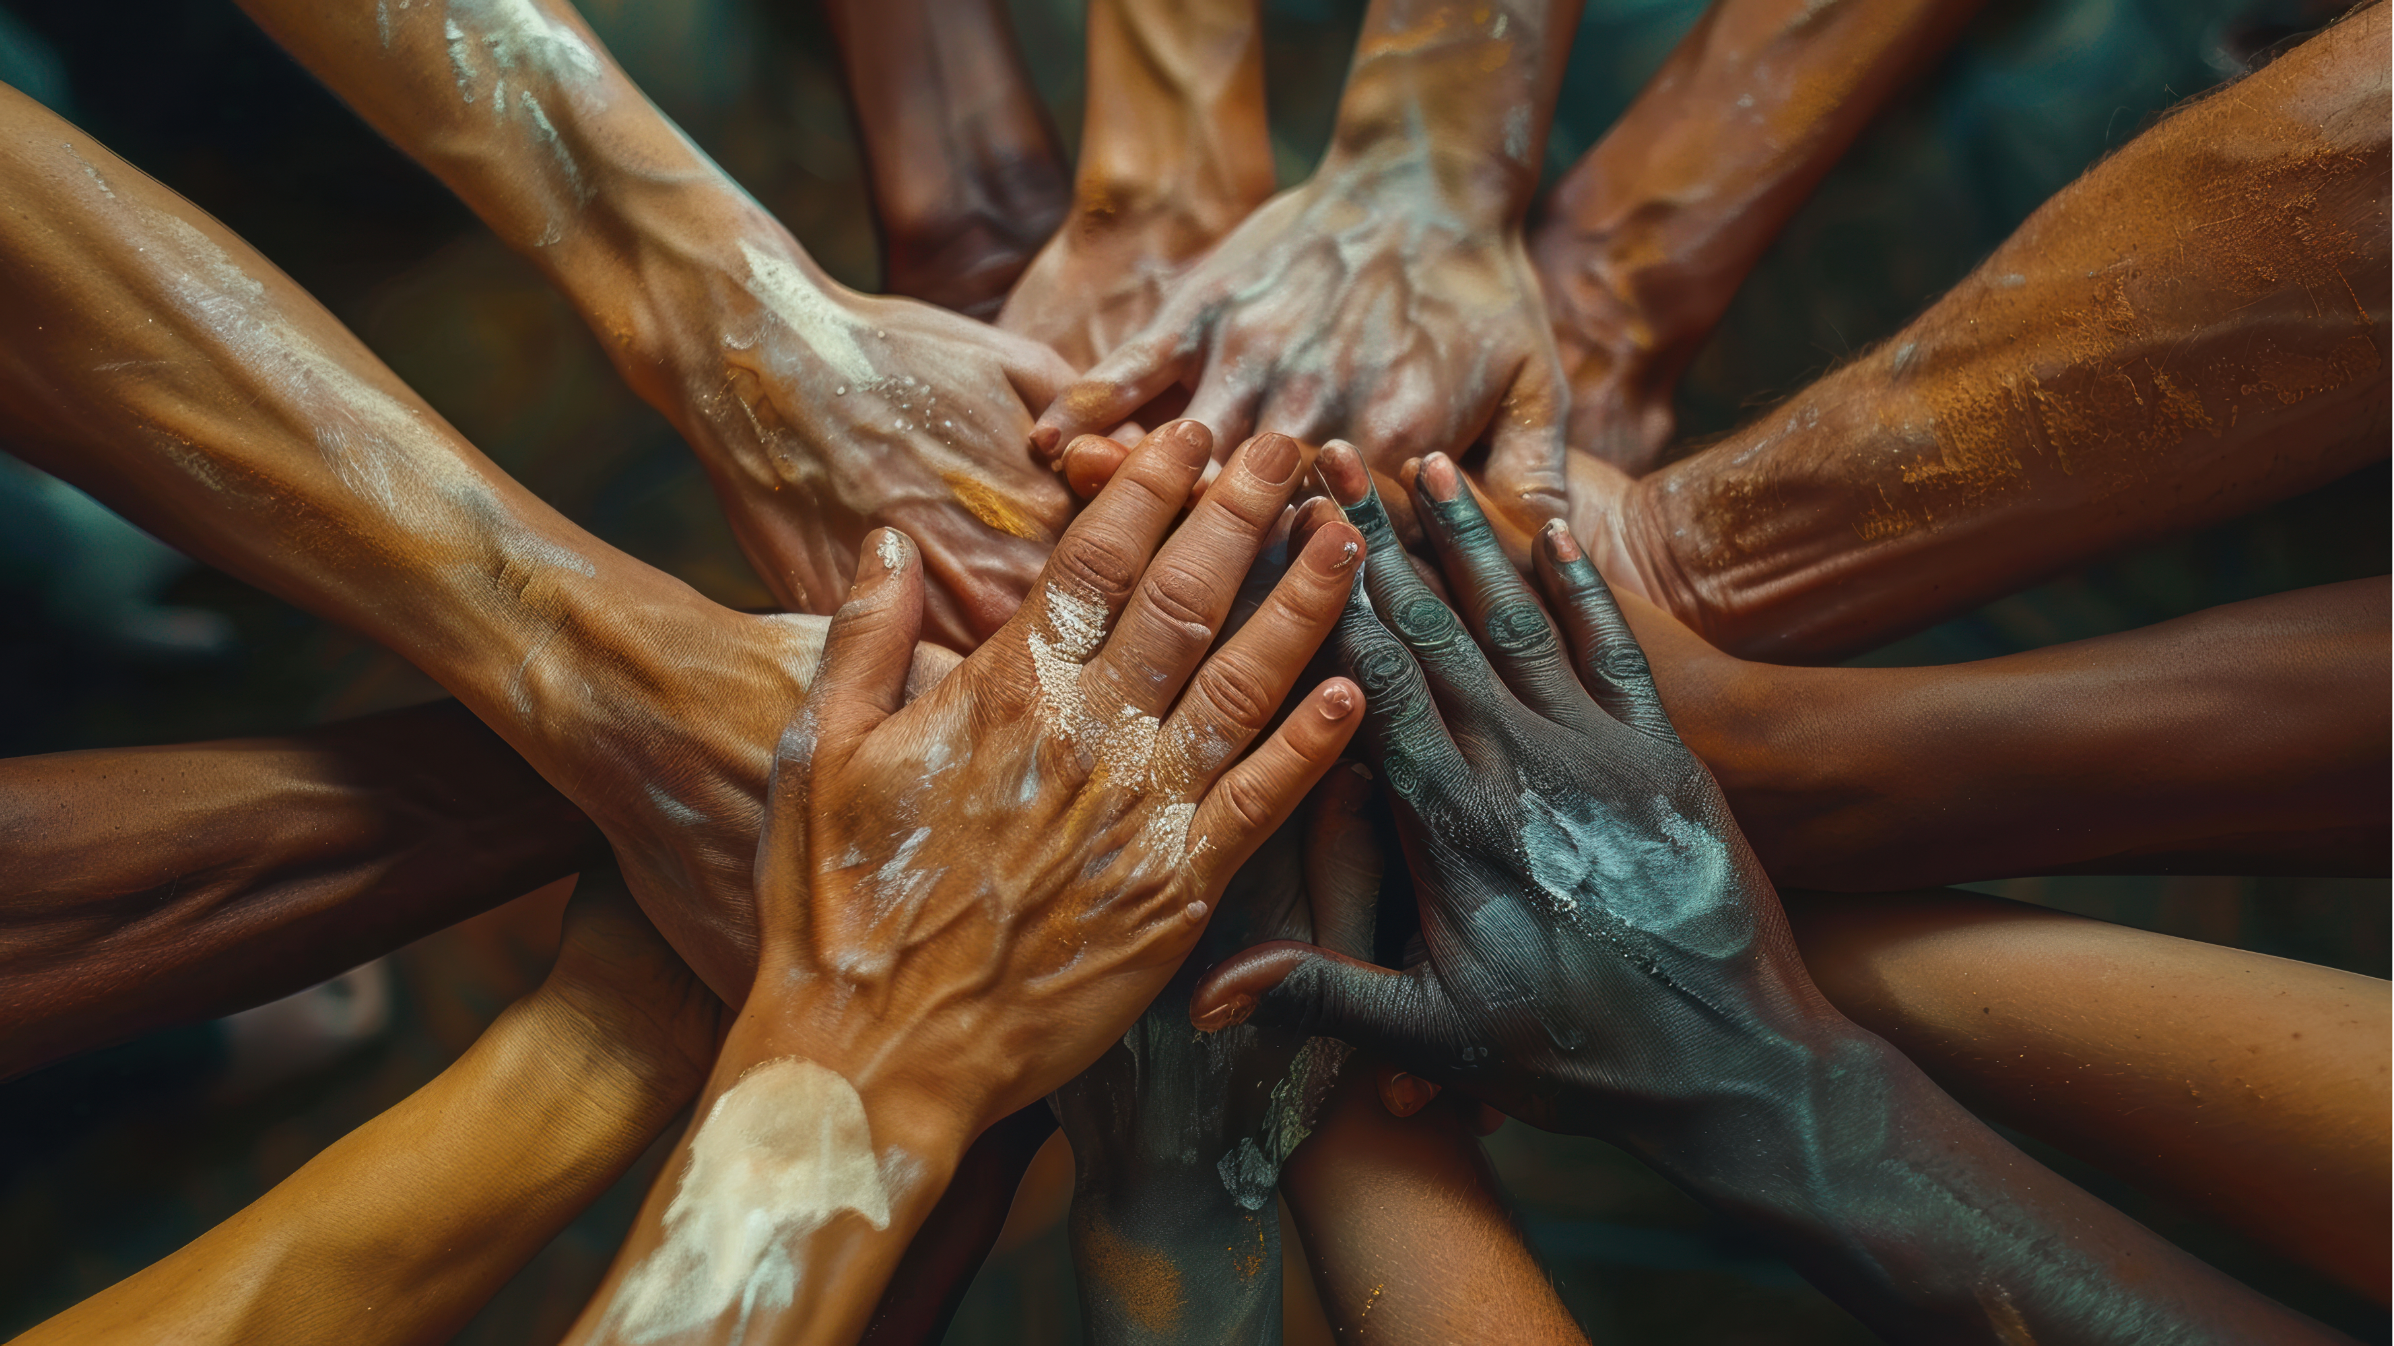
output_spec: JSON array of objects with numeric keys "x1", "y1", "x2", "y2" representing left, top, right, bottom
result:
[
  {"x1": 1076, "y1": 1212, "x2": 1185, "y2": 1336},
  {"x1": 942, "y1": 471, "x2": 1057, "y2": 544}
]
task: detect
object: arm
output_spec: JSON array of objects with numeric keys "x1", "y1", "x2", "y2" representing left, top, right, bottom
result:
[
  {"x1": 823, "y1": 0, "x2": 1070, "y2": 319},
  {"x1": 238, "y1": 0, "x2": 1077, "y2": 647},
  {"x1": 1532, "y1": 0, "x2": 1986, "y2": 470},
  {"x1": 0, "y1": 700, "x2": 596, "y2": 1081},
  {"x1": 1031, "y1": 0, "x2": 1584, "y2": 523},
  {"x1": 1574, "y1": 4, "x2": 2390, "y2": 660},
  {"x1": 1612, "y1": 575, "x2": 2391, "y2": 887},
  {"x1": 999, "y1": 0, "x2": 1273, "y2": 370},
  {"x1": 0, "y1": 87, "x2": 964, "y2": 1001},
  {"x1": 1281, "y1": 1070, "x2": 1586, "y2": 1344},
  {"x1": 1196, "y1": 448, "x2": 2345, "y2": 1342},
  {"x1": 15, "y1": 875, "x2": 718, "y2": 1346},
  {"x1": 1786, "y1": 888, "x2": 2391, "y2": 1302},
  {"x1": 564, "y1": 424, "x2": 1365, "y2": 1344},
  {"x1": 860, "y1": 1105, "x2": 1058, "y2": 1345}
]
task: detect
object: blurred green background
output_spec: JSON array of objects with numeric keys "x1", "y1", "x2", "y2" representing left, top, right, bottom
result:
[{"x1": 0, "y1": 0, "x2": 2382, "y2": 1341}]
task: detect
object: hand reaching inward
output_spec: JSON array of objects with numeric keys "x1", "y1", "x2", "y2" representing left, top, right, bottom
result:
[{"x1": 636, "y1": 230, "x2": 1080, "y2": 648}]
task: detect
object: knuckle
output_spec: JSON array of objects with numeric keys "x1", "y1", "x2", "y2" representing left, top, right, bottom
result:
[
  {"x1": 1212, "y1": 769, "x2": 1281, "y2": 838},
  {"x1": 1344, "y1": 634, "x2": 1417, "y2": 702},
  {"x1": 1047, "y1": 530, "x2": 1143, "y2": 605},
  {"x1": 1192, "y1": 653, "x2": 1278, "y2": 732},
  {"x1": 1389, "y1": 593, "x2": 1463, "y2": 650},
  {"x1": 1484, "y1": 599, "x2": 1556, "y2": 656},
  {"x1": 1139, "y1": 563, "x2": 1218, "y2": 631},
  {"x1": 1596, "y1": 642, "x2": 1653, "y2": 684}
]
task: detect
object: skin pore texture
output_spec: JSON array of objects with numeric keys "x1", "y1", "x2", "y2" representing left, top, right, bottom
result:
[
  {"x1": 1784, "y1": 888, "x2": 2392, "y2": 1301},
  {"x1": 0, "y1": 699, "x2": 598, "y2": 1079},
  {"x1": 1569, "y1": 3, "x2": 2390, "y2": 662},
  {"x1": 1190, "y1": 446, "x2": 2349, "y2": 1343},
  {"x1": 1031, "y1": 0, "x2": 1584, "y2": 525},
  {"x1": 1531, "y1": 0, "x2": 1988, "y2": 470},
  {"x1": 565, "y1": 423, "x2": 1368, "y2": 1346},
  {"x1": 237, "y1": 0, "x2": 1079, "y2": 648},
  {"x1": 16, "y1": 874, "x2": 720, "y2": 1346},
  {"x1": 824, "y1": 0, "x2": 1071, "y2": 320},
  {"x1": 0, "y1": 88, "x2": 966, "y2": 1003},
  {"x1": 999, "y1": 0, "x2": 1275, "y2": 371}
]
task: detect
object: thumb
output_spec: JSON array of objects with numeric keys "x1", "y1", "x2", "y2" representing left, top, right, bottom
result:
[
  {"x1": 1191, "y1": 940, "x2": 1468, "y2": 1078},
  {"x1": 805, "y1": 528, "x2": 927, "y2": 774},
  {"x1": 1481, "y1": 358, "x2": 1569, "y2": 528}
]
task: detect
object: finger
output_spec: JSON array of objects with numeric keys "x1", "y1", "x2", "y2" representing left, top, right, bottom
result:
[
  {"x1": 1331, "y1": 568, "x2": 1468, "y2": 809},
  {"x1": 1088, "y1": 432, "x2": 1312, "y2": 721},
  {"x1": 804, "y1": 529, "x2": 928, "y2": 772},
  {"x1": 1479, "y1": 358, "x2": 1569, "y2": 526},
  {"x1": 1376, "y1": 1063, "x2": 1441, "y2": 1118},
  {"x1": 877, "y1": 499, "x2": 1048, "y2": 642},
  {"x1": 1181, "y1": 355, "x2": 1264, "y2": 460},
  {"x1": 998, "y1": 332, "x2": 1081, "y2": 411},
  {"x1": 1303, "y1": 761, "x2": 1382, "y2": 961},
  {"x1": 1182, "y1": 677, "x2": 1361, "y2": 904},
  {"x1": 1253, "y1": 375, "x2": 1338, "y2": 447},
  {"x1": 1319, "y1": 443, "x2": 1513, "y2": 731},
  {"x1": 1188, "y1": 940, "x2": 1473, "y2": 1082},
  {"x1": 1061, "y1": 432, "x2": 1132, "y2": 499},
  {"x1": 1031, "y1": 324, "x2": 1201, "y2": 460},
  {"x1": 1533, "y1": 519, "x2": 1679, "y2": 740},
  {"x1": 1409, "y1": 453, "x2": 1596, "y2": 728}
]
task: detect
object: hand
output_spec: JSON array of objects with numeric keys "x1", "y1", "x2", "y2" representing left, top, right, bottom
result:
[
  {"x1": 636, "y1": 230, "x2": 1081, "y2": 647},
  {"x1": 1001, "y1": 202, "x2": 1231, "y2": 372},
  {"x1": 1192, "y1": 447, "x2": 1841, "y2": 1141},
  {"x1": 749, "y1": 421, "x2": 1366, "y2": 1136},
  {"x1": 1530, "y1": 230, "x2": 1683, "y2": 471},
  {"x1": 1029, "y1": 153, "x2": 1570, "y2": 526}
]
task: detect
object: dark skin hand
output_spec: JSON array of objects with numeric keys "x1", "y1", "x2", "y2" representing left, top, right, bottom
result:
[
  {"x1": 1567, "y1": 3, "x2": 2389, "y2": 661},
  {"x1": 1532, "y1": 0, "x2": 1987, "y2": 469},
  {"x1": 1192, "y1": 446, "x2": 2347, "y2": 1344},
  {"x1": 1032, "y1": 0, "x2": 1583, "y2": 525},
  {"x1": 824, "y1": 0, "x2": 1071, "y2": 320},
  {"x1": 0, "y1": 699, "x2": 598, "y2": 1081}
]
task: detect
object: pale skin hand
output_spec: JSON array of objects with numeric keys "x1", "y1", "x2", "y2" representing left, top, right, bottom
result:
[
  {"x1": 0, "y1": 90, "x2": 959, "y2": 1003},
  {"x1": 1032, "y1": 0, "x2": 1584, "y2": 525},
  {"x1": 1563, "y1": 6, "x2": 2389, "y2": 660},
  {"x1": 1532, "y1": 0, "x2": 1987, "y2": 469},
  {"x1": 999, "y1": 0, "x2": 1275, "y2": 370},
  {"x1": 565, "y1": 421, "x2": 1366, "y2": 1346},
  {"x1": 17, "y1": 874, "x2": 718, "y2": 1346},
  {"x1": 1191, "y1": 447, "x2": 2348, "y2": 1344},
  {"x1": 236, "y1": 0, "x2": 1079, "y2": 648}
]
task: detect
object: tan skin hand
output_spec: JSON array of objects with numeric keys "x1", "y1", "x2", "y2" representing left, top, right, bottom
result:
[
  {"x1": 1032, "y1": 0, "x2": 1584, "y2": 525},
  {"x1": 567, "y1": 422, "x2": 1365, "y2": 1346},
  {"x1": 999, "y1": 0, "x2": 1275, "y2": 370}
]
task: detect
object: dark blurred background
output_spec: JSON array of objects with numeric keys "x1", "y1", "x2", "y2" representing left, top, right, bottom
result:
[{"x1": 0, "y1": 0, "x2": 2383, "y2": 1341}]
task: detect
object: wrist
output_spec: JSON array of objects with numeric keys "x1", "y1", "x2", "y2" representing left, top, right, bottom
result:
[
  {"x1": 727, "y1": 977, "x2": 991, "y2": 1171},
  {"x1": 1318, "y1": 123, "x2": 1532, "y2": 227},
  {"x1": 1626, "y1": 1018, "x2": 1900, "y2": 1202}
]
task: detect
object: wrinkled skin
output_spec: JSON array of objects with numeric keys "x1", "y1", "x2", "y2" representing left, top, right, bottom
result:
[
  {"x1": 1192, "y1": 447, "x2": 2348, "y2": 1344},
  {"x1": 1000, "y1": 0, "x2": 1275, "y2": 370},
  {"x1": 1032, "y1": 0, "x2": 1580, "y2": 524},
  {"x1": 825, "y1": 0, "x2": 1070, "y2": 319},
  {"x1": 566, "y1": 423, "x2": 1365, "y2": 1346}
]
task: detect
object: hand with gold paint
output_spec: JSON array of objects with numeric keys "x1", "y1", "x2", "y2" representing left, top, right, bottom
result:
[{"x1": 565, "y1": 422, "x2": 1365, "y2": 1346}]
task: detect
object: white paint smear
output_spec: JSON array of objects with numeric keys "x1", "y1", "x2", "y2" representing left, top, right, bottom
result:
[
  {"x1": 738, "y1": 240, "x2": 880, "y2": 387},
  {"x1": 597, "y1": 1058, "x2": 900, "y2": 1343}
]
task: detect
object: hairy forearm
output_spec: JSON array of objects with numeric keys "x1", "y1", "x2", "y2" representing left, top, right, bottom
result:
[
  {"x1": 1655, "y1": 578, "x2": 2392, "y2": 888},
  {"x1": 1281, "y1": 1074, "x2": 1583, "y2": 1344},
  {"x1": 19, "y1": 982, "x2": 701, "y2": 1345},
  {"x1": 0, "y1": 701, "x2": 596, "y2": 1079},
  {"x1": 1326, "y1": 0, "x2": 1586, "y2": 221},
  {"x1": 1074, "y1": 0, "x2": 1273, "y2": 242},
  {"x1": 1785, "y1": 888, "x2": 2391, "y2": 1300},
  {"x1": 1589, "y1": 6, "x2": 2389, "y2": 659}
]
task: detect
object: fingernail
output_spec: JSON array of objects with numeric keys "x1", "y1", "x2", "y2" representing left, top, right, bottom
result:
[
  {"x1": 865, "y1": 528, "x2": 905, "y2": 578},
  {"x1": 1192, "y1": 995, "x2": 1255, "y2": 1032},
  {"x1": 1376, "y1": 1068, "x2": 1440, "y2": 1118},
  {"x1": 1184, "y1": 900, "x2": 1209, "y2": 925},
  {"x1": 1247, "y1": 433, "x2": 1299, "y2": 485},
  {"x1": 1303, "y1": 523, "x2": 1363, "y2": 578},
  {"x1": 1348, "y1": 761, "x2": 1374, "y2": 780},
  {"x1": 1031, "y1": 424, "x2": 1060, "y2": 455},
  {"x1": 1544, "y1": 518, "x2": 1584, "y2": 563},
  {"x1": 1169, "y1": 419, "x2": 1213, "y2": 463},
  {"x1": 1320, "y1": 441, "x2": 1370, "y2": 506},
  {"x1": 1420, "y1": 454, "x2": 1461, "y2": 503},
  {"x1": 1320, "y1": 681, "x2": 1355, "y2": 719}
]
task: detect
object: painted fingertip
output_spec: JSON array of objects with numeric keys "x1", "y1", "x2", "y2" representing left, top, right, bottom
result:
[
  {"x1": 1300, "y1": 522, "x2": 1365, "y2": 577},
  {"x1": 865, "y1": 527, "x2": 909, "y2": 579},
  {"x1": 1183, "y1": 900, "x2": 1209, "y2": 925},
  {"x1": 1419, "y1": 453, "x2": 1462, "y2": 503},
  {"x1": 1543, "y1": 518, "x2": 1585, "y2": 564},
  {"x1": 1319, "y1": 680, "x2": 1357, "y2": 720},
  {"x1": 1192, "y1": 994, "x2": 1255, "y2": 1033},
  {"x1": 1319, "y1": 441, "x2": 1371, "y2": 506}
]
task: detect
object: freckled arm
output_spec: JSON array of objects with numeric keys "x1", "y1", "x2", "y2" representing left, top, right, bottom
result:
[
  {"x1": 1534, "y1": 0, "x2": 1988, "y2": 469},
  {"x1": 0, "y1": 700, "x2": 598, "y2": 1082},
  {"x1": 1582, "y1": 5, "x2": 2391, "y2": 660},
  {"x1": 1786, "y1": 887, "x2": 2392, "y2": 1302}
]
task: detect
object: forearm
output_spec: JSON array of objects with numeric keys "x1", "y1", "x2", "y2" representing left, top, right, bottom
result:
[
  {"x1": 1066, "y1": 1170, "x2": 1280, "y2": 1344},
  {"x1": 1662, "y1": 578, "x2": 2392, "y2": 888},
  {"x1": 1647, "y1": 1028, "x2": 2347, "y2": 1343},
  {"x1": 1073, "y1": 0, "x2": 1273, "y2": 246},
  {"x1": 1281, "y1": 1073, "x2": 1583, "y2": 1344},
  {"x1": 1593, "y1": 7, "x2": 2389, "y2": 659},
  {"x1": 1784, "y1": 888, "x2": 2391, "y2": 1299},
  {"x1": 20, "y1": 983, "x2": 702, "y2": 1345},
  {"x1": 0, "y1": 701, "x2": 597, "y2": 1079},
  {"x1": 1325, "y1": 0, "x2": 1586, "y2": 221}
]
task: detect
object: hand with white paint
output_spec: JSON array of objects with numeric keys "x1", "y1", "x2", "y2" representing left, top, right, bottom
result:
[
  {"x1": 565, "y1": 421, "x2": 1366, "y2": 1346},
  {"x1": 236, "y1": 0, "x2": 1079, "y2": 650},
  {"x1": 1191, "y1": 447, "x2": 2352, "y2": 1346},
  {"x1": 1029, "y1": 0, "x2": 1580, "y2": 528}
]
